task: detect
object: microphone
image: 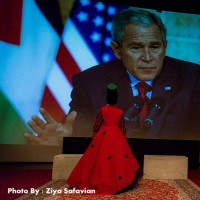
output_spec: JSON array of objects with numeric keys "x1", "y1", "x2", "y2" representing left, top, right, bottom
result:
[
  {"x1": 124, "y1": 96, "x2": 144, "y2": 122},
  {"x1": 144, "y1": 96, "x2": 165, "y2": 128}
]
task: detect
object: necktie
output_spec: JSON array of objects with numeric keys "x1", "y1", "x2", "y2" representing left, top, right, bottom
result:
[{"x1": 135, "y1": 82, "x2": 151, "y2": 120}]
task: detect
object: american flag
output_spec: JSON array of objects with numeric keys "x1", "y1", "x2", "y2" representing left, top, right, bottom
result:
[{"x1": 41, "y1": 0, "x2": 127, "y2": 122}]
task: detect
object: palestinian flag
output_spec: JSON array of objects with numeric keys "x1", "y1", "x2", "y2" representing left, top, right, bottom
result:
[{"x1": 0, "y1": 0, "x2": 65, "y2": 144}]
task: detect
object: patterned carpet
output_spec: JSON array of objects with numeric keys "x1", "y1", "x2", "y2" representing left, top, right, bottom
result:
[{"x1": 17, "y1": 179, "x2": 200, "y2": 200}]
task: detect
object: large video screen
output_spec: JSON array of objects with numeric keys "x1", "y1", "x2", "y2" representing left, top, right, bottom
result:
[{"x1": 0, "y1": 0, "x2": 200, "y2": 145}]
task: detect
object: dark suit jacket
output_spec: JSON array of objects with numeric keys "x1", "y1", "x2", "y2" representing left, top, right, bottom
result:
[{"x1": 69, "y1": 56, "x2": 200, "y2": 140}]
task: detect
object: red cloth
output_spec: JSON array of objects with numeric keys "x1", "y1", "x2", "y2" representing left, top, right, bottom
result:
[{"x1": 67, "y1": 105, "x2": 139, "y2": 195}]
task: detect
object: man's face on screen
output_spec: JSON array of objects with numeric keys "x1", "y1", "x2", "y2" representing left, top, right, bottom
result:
[{"x1": 112, "y1": 23, "x2": 167, "y2": 81}]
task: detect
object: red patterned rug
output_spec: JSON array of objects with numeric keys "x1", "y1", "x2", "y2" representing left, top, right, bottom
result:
[{"x1": 17, "y1": 179, "x2": 200, "y2": 200}]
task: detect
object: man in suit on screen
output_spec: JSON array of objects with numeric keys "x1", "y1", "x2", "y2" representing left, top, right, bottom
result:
[{"x1": 24, "y1": 7, "x2": 200, "y2": 145}]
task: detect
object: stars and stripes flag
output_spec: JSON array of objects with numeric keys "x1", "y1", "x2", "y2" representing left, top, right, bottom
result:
[
  {"x1": 41, "y1": 0, "x2": 127, "y2": 122},
  {"x1": 0, "y1": 0, "x2": 127, "y2": 144}
]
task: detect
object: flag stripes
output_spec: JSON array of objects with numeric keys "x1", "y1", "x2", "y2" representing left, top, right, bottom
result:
[
  {"x1": 46, "y1": 61, "x2": 73, "y2": 117},
  {"x1": 62, "y1": 18, "x2": 99, "y2": 72},
  {"x1": 41, "y1": 86, "x2": 65, "y2": 122},
  {"x1": 56, "y1": 41, "x2": 81, "y2": 85}
]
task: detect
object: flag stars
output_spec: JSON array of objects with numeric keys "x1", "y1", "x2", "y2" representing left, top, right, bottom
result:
[
  {"x1": 102, "y1": 53, "x2": 111, "y2": 62},
  {"x1": 105, "y1": 37, "x2": 111, "y2": 47},
  {"x1": 93, "y1": 16, "x2": 103, "y2": 27},
  {"x1": 107, "y1": 6, "x2": 116, "y2": 15},
  {"x1": 106, "y1": 22, "x2": 112, "y2": 31},
  {"x1": 90, "y1": 32, "x2": 101, "y2": 43},
  {"x1": 79, "y1": 0, "x2": 90, "y2": 6},
  {"x1": 95, "y1": 2, "x2": 105, "y2": 11},
  {"x1": 77, "y1": 11, "x2": 88, "y2": 22}
]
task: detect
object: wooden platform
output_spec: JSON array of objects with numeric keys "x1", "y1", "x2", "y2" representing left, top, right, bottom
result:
[
  {"x1": 52, "y1": 154, "x2": 82, "y2": 180},
  {"x1": 143, "y1": 155, "x2": 188, "y2": 179},
  {"x1": 52, "y1": 154, "x2": 188, "y2": 180}
]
